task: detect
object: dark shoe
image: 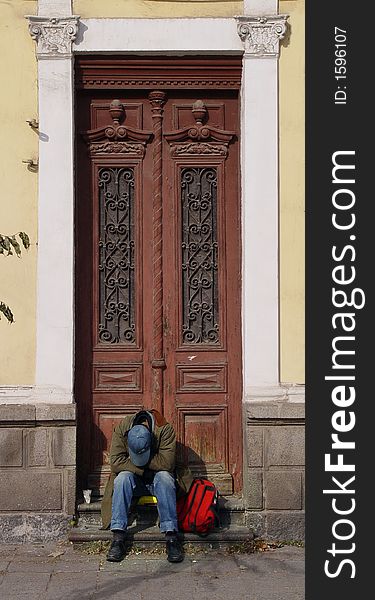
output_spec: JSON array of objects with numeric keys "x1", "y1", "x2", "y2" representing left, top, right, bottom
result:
[
  {"x1": 166, "y1": 536, "x2": 183, "y2": 563},
  {"x1": 107, "y1": 539, "x2": 126, "y2": 562}
]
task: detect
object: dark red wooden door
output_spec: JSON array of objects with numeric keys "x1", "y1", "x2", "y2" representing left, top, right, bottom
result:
[{"x1": 75, "y1": 57, "x2": 242, "y2": 497}]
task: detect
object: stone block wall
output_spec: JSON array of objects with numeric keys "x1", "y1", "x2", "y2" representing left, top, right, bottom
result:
[
  {"x1": 243, "y1": 388, "x2": 305, "y2": 541},
  {"x1": 0, "y1": 394, "x2": 304, "y2": 542},
  {"x1": 0, "y1": 404, "x2": 76, "y2": 542}
]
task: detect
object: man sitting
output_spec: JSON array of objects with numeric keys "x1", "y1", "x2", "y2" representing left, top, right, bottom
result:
[{"x1": 101, "y1": 409, "x2": 193, "y2": 563}]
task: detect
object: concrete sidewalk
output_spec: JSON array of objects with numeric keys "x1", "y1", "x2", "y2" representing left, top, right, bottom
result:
[{"x1": 0, "y1": 541, "x2": 304, "y2": 600}]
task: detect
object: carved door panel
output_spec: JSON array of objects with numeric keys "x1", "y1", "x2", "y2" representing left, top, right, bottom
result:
[
  {"x1": 75, "y1": 96, "x2": 156, "y2": 493},
  {"x1": 162, "y1": 97, "x2": 242, "y2": 494},
  {"x1": 75, "y1": 57, "x2": 242, "y2": 497}
]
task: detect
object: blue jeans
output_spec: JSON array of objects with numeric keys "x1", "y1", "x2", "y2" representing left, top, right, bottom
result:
[{"x1": 110, "y1": 470, "x2": 178, "y2": 533}]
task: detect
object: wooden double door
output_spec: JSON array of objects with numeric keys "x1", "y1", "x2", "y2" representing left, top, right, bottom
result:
[{"x1": 75, "y1": 57, "x2": 242, "y2": 497}]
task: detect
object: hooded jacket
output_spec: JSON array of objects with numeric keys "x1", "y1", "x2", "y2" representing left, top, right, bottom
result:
[{"x1": 101, "y1": 409, "x2": 194, "y2": 529}]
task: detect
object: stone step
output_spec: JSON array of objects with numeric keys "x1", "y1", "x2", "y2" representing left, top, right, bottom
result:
[
  {"x1": 68, "y1": 523, "x2": 254, "y2": 549},
  {"x1": 76, "y1": 496, "x2": 246, "y2": 528}
]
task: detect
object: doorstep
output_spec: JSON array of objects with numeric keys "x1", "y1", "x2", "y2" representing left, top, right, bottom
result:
[{"x1": 68, "y1": 523, "x2": 254, "y2": 549}]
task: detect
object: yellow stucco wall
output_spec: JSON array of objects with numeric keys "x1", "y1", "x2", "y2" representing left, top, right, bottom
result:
[
  {"x1": 0, "y1": 1, "x2": 305, "y2": 386},
  {"x1": 279, "y1": 0, "x2": 305, "y2": 383},
  {"x1": 74, "y1": 0, "x2": 243, "y2": 19},
  {"x1": 0, "y1": 1, "x2": 38, "y2": 384}
]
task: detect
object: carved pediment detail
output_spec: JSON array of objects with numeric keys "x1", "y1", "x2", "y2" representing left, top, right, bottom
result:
[
  {"x1": 170, "y1": 142, "x2": 228, "y2": 157},
  {"x1": 83, "y1": 100, "x2": 153, "y2": 156},
  {"x1": 89, "y1": 141, "x2": 146, "y2": 156},
  {"x1": 164, "y1": 100, "x2": 235, "y2": 157}
]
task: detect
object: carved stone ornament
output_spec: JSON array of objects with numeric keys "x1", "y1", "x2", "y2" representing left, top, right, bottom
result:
[
  {"x1": 236, "y1": 15, "x2": 289, "y2": 57},
  {"x1": 27, "y1": 16, "x2": 79, "y2": 59},
  {"x1": 164, "y1": 100, "x2": 235, "y2": 157},
  {"x1": 83, "y1": 100, "x2": 153, "y2": 157}
]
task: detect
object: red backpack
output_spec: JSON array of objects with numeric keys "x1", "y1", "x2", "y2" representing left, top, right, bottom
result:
[{"x1": 177, "y1": 478, "x2": 220, "y2": 536}]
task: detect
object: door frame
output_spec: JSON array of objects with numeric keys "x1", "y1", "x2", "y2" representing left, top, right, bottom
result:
[
  {"x1": 28, "y1": 10, "x2": 286, "y2": 493},
  {"x1": 75, "y1": 63, "x2": 243, "y2": 494}
]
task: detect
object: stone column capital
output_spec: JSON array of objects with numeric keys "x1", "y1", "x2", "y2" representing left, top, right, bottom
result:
[
  {"x1": 235, "y1": 14, "x2": 289, "y2": 58},
  {"x1": 26, "y1": 15, "x2": 80, "y2": 59}
]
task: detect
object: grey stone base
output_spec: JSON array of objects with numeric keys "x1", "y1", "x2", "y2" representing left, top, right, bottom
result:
[
  {"x1": 243, "y1": 388, "x2": 305, "y2": 542},
  {"x1": 0, "y1": 403, "x2": 76, "y2": 543},
  {"x1": 0, "y1": 513, "x2": 71, "y2": 542},
  {"x1": 245, "y1": 510, "x2": 305, "y2": 541}
]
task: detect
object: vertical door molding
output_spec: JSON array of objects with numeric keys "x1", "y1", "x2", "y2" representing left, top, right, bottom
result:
[
  {"x1": 37, "y1": 0, "x2": 72, "y2": 17},
  {"x1": 243, "y1": 0, "x2": 278, "y2": 17},
  {"x1": 148, "y1": 91, "x2": 167, "y2": 413},
  {"x1": 26, "y1": 1, "x2": 78, "y2": 402},
  {"x1": 236, "y1": 11, "x2": 288, "y2": 395}
]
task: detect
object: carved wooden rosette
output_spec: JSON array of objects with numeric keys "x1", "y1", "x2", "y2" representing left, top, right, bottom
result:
[
  {"x1": 148, "y1": 91, "x2": 167, "y2": 413},
  {"x1": 164, "y1": 100, "x2": 235, "y2": 157}
]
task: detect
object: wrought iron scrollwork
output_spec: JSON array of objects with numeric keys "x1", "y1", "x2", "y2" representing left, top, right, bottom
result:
[
  {"x1": 98, "y1": 167, "x2": 136, "y2": 344},
  {"x1": 181, "y1": 167, "x2": 219, "y2": 344}
]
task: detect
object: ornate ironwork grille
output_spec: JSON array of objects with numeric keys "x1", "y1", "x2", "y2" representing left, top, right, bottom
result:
[
  {"x1": 98, "y1": 167, "x2": 135, "y2": 344},
  {"x1": 181, "y1": 167, "x2": 219, "y2": 344}
]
